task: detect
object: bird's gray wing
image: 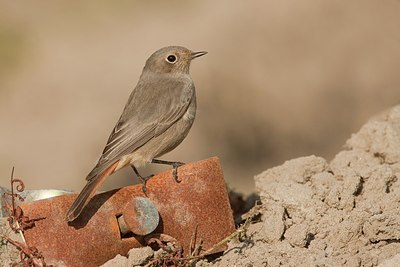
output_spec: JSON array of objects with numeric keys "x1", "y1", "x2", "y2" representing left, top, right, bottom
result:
[{"x1": 86, "y1": 76, "x2": 194, "y2": 181}]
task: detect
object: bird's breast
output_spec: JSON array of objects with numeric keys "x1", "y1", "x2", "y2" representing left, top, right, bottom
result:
[{"x1": 183, "y1": 93, "x2": 196, "y2": 123}]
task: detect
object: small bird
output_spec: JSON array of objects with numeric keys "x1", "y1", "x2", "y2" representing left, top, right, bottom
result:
[{"x1": 66, "y1": 46, "x2": 207, "y2": 222}]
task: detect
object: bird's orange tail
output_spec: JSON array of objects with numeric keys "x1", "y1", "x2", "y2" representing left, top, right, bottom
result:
[{"x1": 66, "y1": 161, "x2": 118, "y2": 222}]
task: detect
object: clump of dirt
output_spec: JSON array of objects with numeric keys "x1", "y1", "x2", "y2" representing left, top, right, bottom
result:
[{"x1": 197, "y1": 105, "x2": 400, "y2": 267}]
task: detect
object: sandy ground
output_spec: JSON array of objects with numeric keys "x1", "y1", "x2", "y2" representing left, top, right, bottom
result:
[{"x1": 99, "y1": 105, "x2": 400, "y2": 266}]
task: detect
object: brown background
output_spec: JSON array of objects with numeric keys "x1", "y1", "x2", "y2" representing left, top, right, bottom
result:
[{"x1": 1, "y1": 1, "x2": 400, "y2": 194}]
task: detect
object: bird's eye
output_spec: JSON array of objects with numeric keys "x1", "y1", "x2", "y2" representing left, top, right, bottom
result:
[{"x1": 166, "y1": 54, "x2": 177, "y2": 63}]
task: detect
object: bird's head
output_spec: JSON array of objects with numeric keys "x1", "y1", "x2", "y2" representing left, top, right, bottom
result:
[{"x1": 144, "y1": 46, "x2": 207, "y2": 75}]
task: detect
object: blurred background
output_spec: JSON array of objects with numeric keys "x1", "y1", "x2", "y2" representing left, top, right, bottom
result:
[{"x1": 1, "y1": 1, "x2": 400, "y2": 195}]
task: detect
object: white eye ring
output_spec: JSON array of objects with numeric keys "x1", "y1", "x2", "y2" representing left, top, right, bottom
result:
[{"x1": 166, "y1": 54, "x2": 177, "y2": 64}]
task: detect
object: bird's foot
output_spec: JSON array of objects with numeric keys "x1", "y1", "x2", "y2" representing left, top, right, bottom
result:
[
  {"x1": 151, "y1": 159, "x2": 185, "y2": 183},
  {"x1": 131, "y1": 165, "x2": 154, "y2": 194},
  {"x1": 171, "y1": 162, "x2": 185, "y2": 182},
  {"x1": 138, "y1": 174, "x2": 154, "y2": 194}
]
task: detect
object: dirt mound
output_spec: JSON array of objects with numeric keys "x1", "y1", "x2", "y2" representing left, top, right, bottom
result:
[{"x1": 198, "y1": 105, "x2": 400, "y2": 267}]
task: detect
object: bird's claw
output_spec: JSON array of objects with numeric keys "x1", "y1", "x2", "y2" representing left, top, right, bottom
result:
[
  {"x1": 172, "y1": 162, "x2": 185, "y2": 183},
  {"x1": 138, "y1": 174, "x2": 154, "y2": 194}
]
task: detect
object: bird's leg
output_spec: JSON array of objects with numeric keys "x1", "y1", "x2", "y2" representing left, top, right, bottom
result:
[
  {"x1": 151, "y1": 159, "x2": 185, "y2": 183},
  {"x1": 131, "y1": 165, "x2": 154, "y2": 194}
]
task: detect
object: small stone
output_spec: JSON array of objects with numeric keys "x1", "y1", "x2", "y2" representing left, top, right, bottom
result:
[
  {"x1": 284, "y1": 224, "x2": 309, "y2": 248},
  {"x1": 100, "y1": 254, "x2": 128, "y2": 267},
  {"x1": 127, "y1": 246, "x2": 154, "y2": 266},
  {"x1": 262, "y1": 203, "x2": 286, "y2": 242}
]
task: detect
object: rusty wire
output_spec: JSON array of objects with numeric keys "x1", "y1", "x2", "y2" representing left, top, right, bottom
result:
[{"x1": 1, "y1": 167, "x2": 51, "y2": 267}]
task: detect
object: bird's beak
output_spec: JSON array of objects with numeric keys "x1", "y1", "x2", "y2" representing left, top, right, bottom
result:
[{"x1": 191, "y1": 51, "x2": 208, "y2": 59}]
